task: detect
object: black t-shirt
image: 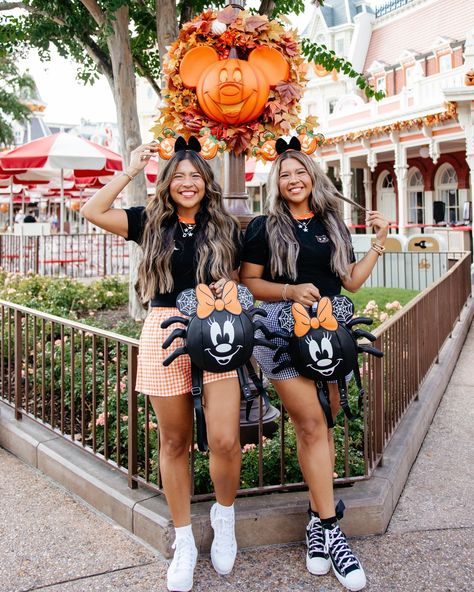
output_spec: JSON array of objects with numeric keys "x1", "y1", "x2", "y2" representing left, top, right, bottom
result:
[
  {"x1": 241, "y1": 215, "x2": 355, "y2": 297},
  {"x1": 125, "y1": 206, "x2": 240, "y2": 307}
]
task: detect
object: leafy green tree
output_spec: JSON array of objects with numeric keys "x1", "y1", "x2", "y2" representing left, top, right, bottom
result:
[{"x1": 0, "y1": 47, "x2": 33, "y2": 146}]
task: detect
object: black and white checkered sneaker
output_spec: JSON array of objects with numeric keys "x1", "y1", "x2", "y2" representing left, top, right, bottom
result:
[{"x1": 324, "y1": 523, "x2": 366, "y2": 591}]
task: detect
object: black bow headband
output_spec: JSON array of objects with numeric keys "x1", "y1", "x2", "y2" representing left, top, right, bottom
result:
[
  {"x1": 174, "y1": 135, "x2": 202, "y2": 153},
  {"x1": 275, "y1": 136, "x2": 302, "y2": 155}
]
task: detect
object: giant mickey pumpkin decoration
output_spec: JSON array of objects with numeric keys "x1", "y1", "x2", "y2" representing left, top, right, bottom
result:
[{"x1": 179, "y1": 46, "x2": 289, "y2": 126}]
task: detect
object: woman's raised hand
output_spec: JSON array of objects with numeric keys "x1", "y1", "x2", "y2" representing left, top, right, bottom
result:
[
  {"x1": 366, "y1": 210, "x2": 389, "y2": 243},
  {"x1": 287, "y1": 283, "x2": 320, "y2": 307},
  {"x1": 127, "y1": 143, "x2": 158, "y2": 176}
]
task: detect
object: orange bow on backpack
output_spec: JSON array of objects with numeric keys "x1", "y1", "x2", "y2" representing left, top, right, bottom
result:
[
  {"x1": 196, "y1": 281, "x2": 242, "y2": 319},
  {"x1": 292, "y1": 297, "x2": 338, "y2": 337}
]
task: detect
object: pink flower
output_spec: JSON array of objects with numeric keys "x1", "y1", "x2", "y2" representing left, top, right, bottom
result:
[
  {"x1": 121, "y1": 415, "x2": 128, "y2": 422},
  {"x1": 96, "y1": 412, "x2": 106, "y2": 426},
  {"x1": 148, "y1": 421, "x2": 158, "y2": 430},
  {"x1": 242, "y1": 443, "x2": 256, "y2": 452},
  {"x1": 379, "y1": 312, "x2": 389, "y2": 322}
]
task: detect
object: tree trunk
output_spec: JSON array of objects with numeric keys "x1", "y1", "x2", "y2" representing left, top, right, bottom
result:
[
  {"x1": 107, "y1": 6, "x2": 147, "y2": 320},
  {"x1": 156, "y1": 0, "x2": 178, "y2": 66}
]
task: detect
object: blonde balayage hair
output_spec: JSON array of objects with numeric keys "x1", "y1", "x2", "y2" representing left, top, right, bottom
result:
[
  {"x1": 265, "y1": 151, "x2": 353, "y2": 280},
  {"x1": 136, "y1": 151, "x2": 239, "y2": 304}
]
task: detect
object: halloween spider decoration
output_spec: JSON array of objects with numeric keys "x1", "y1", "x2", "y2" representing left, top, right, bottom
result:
[
  {"x1": 161, "y1": 281, "x2": 276, "y2": 450},
  {"x1": 272, "y1": 296, "x2": 383, "y2": 427},
  {"x1": 179, "y1": 46, "x2": 289, "y2": 126}
]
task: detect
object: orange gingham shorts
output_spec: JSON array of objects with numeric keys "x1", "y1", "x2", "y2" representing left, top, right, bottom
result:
[{"x1": 136, "y1": 307, "x2": 238, "y2": 397}]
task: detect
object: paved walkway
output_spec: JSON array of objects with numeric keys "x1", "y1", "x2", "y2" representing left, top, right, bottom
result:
[{"x1": 1, "y1": 322, "x2": 473, "y2": 592}]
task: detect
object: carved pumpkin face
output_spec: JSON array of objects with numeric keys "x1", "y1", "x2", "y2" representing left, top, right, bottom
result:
[
  {"x1": 180, "y1": 46, "x2": 289, "y2": 126},
  {"x1": 465, "y1": 69, "x2": 474, "y2": 86},
  {"x1": 199, "y1": 129, "x2": 219, "y2": 159},
  {"x1": 158, "y1": 136, "x2": 176, "y2": 160},
  {"x1": 260, "y1": 137, "x2": 277, "y2": 161},
  {"x1": 298, "y1": 132, "x2": 317, "y2": 155}
]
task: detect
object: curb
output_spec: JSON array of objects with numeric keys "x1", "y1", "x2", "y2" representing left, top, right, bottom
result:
[{"x1": 1, "y1": 296, "x2": 472, "y2": 558}]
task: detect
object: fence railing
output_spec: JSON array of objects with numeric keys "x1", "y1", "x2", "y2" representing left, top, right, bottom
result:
[
  {"x1": 354, "y1": 251, "x2": 465, "y2": 291},
  {"x1": 0, "y1": 233, "x2": 129, "y2": 277},
  {"x1": 0, "y1": 253, "x2": 471, "y2": 498}
]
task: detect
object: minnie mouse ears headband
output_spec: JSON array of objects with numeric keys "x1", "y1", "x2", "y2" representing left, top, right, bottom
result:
[
  {"x1": 174, "y1": 135, "x2": 201, "y2": 153},
  {"x1": 275, "y1": 136, "x2": 302, "y2": 155}
]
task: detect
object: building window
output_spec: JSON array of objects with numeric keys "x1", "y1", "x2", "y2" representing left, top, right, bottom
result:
[
  {"x1": 328, "y1": 99, "x2": 338, "y2": 115},
  {"x1": 382, "y1": 173, "x2": 394, "y2": 189},
  {"x1": 408, "y1": 169, "x2": 425, "y2": 224},
  {"x1": 404, "y1": 65, "x2": 416, "y2": 87},
  {"x1": 375, "y1": 75, "x2": 386, "y2": 93},
  {"x1": 336, "y1": 38, "x2": 345, "y2": 55},
  {"x1": 437, "y1": 164, "x2": 459, "y2": 223},
  {"x1": 438, "y1": 53, "x2": 452, "y2": 73}
]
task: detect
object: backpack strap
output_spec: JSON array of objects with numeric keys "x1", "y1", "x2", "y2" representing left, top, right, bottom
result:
[
  {"x1": 191, "y1": 362, "x2": 208, "y2": 452},
  {"x1": 338, "y1": 378, "x2": 355, "y2": 421},
  {"x1": 245, "y1": 360, "x2": 270, "y2": 410},
  {"x1": 316, "y1": 381, "x2": 334, "y2": 429}
]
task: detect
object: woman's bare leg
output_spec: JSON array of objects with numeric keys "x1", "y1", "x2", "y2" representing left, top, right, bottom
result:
[{"x1": 150, "y1": 394, "x2": 194, "y2": 527}]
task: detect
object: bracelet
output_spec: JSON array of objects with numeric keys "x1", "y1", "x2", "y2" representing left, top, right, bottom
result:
[
  {"x1": 122, "y1": 171, "x2": 136, "y2": 182},
  {"x1": 282, "y1": 283, "x2": 290, "y2": 301},
  {"x1": 371, "y1": 242, "x2": 386, "y2": 256}
]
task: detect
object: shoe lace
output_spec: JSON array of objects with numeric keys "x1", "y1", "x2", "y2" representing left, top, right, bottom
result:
[
  {"x1": 326, "y1": 526, "x2": 359, "y2": 573},
  {"x1": 212, "y1": 514, "x2": 235, "y2": 552},
  {"x1": 170, "y1": 537, "x2": 196, "y2": 572},
  {"x1": 307, "y1": 518, "x2": 325, "y2": 555}
]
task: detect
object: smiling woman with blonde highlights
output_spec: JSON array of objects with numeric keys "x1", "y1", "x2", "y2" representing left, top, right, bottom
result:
[
  {"x1": 240, "y1": 148, "x2": 388, "y2": 592},
  {"x1": 81, "y1": 142, "x2": 242, "y2": 592}
]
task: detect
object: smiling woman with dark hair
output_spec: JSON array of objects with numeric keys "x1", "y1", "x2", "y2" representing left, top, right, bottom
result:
[{"x1": 81, "y1": 141, "x2": 242, "y2": 592}]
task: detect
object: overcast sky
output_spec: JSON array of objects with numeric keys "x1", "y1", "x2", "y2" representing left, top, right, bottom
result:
[{"x1": 21, "y1": 0, "x2": 383, "y2": 126}]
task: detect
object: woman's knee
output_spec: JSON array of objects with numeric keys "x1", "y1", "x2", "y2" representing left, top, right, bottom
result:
[
  {"x1": 159, "y1": 432, "x2": 191, "y2": 459},
  {"x1": 294, "y1": 416, "x2": 328, "y2": 446},
  {"x1": 207, "y1": 433, "x2": 241, "y2": 458}
]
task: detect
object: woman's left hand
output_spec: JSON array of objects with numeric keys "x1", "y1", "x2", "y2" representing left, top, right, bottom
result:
[
  {"x1": 366, "y1": 210, "x2": 389, "y2": 243},
  {"x1": 209, "y1": 278, "x2": 227, "y2": 297}
]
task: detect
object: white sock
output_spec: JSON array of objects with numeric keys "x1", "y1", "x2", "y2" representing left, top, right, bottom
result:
[
  {"x1": 215, "y1": 502, "x2": 234, "y2": 517},
  {"x1": 174, "y1": 524, "x2": 194, "y2": 542}
]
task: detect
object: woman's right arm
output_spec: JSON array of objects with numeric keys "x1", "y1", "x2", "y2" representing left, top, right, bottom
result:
[{"x1": 80, "y1": 143, "x2": 156, "y2": 238}]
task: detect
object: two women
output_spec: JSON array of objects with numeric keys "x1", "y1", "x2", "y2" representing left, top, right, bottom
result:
[{"x1": 82, "y1": 141, "x2": 387, "y2": 592}]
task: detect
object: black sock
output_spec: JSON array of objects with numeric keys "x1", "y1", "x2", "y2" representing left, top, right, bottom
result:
[
  {"x1": 320, "y1": 515, "x2": 337, "y2": 529},
  {"x1": 308, "y1": 504, "x2": 320, "y2": 519}
]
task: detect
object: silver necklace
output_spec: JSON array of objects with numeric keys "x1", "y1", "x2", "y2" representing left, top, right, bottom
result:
[
  {"x1": 296, "y1": 217, "x2": 312, "y2": 232},
  {"x1": 179, "y1": 220, "x2": 195, "y2": 238}
]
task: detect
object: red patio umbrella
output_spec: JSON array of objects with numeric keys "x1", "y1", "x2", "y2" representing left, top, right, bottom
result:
[{"x1": 0, "y1": 133, "x2": 123, "y2": 231}]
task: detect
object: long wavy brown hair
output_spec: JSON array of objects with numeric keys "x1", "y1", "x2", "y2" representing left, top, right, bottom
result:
[
  {"x1": 136, "y1": 151, "x2": 239, "y2": 303},
  {"x1": 265, "y1": 151, "x2": 353, "y2": 280}
]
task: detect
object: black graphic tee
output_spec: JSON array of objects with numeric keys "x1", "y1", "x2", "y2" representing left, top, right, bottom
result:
[{"x1": 241, "y1": 215, "x2": 355, "y2": 297}]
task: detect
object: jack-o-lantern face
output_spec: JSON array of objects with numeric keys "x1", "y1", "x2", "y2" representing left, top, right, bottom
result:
[
  {"x1": 259, "y1": 134, "x2": 277, "y2": 161},
  {"x1": 465, "y1": 69, "x2": 474, "y2": 86},
  {"x1": 158, "y1": 130, "x2": 176, "y2": 159},
  {"x1": 199, "y1": 128, "x2": 219, "y2": 159},
  {"x1": 179, "y1": 46, "x2": 289, "y2": 126}
]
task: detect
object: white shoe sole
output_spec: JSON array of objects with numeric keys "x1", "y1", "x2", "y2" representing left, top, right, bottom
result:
[
  {"x1": 332, "y1": 565, "x2": 367, "y2": 591},
  {"x1": 306, "y1": 554, "x2": 331, "y2": 575},
  {"x1": 210, "y1": 548, "x2": 237, "y2": 575}
]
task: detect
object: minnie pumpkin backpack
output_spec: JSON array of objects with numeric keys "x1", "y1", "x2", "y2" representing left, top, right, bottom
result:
[
  {"x1": 161, "y1": 281, "x2": 276, "y2": 450},
  {"x1": 272, "y1": 295, "x2": 383, "y2": 427}
]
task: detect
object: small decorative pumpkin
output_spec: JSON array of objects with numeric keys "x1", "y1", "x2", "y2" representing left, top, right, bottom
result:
[
  {"x1": 0, "y1": 203, "x2": 9, "y2": 213},
  {"x1": 464, "y1": 69, "x2": 474, "y2": 86},
  {"x1": 198, "y1": 127, "x2": 219, "y2": 159},
  {"x1": 157, "y1": 128, "x2": 177, "y2": 160},
  {"x1": 296, "y1": 125, "x2": 324, "y2": 155},
  {"x1": 257, "y1": 131, "x2": 277, "y2": 161},
  {"x1": 179, "y1": 46, "x2": 289, "y2": 126},
  {"x1": 69, "y1": 200, "x2": 81, "y2": 211}
]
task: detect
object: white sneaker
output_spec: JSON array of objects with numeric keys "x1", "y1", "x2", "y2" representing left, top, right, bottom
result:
[
  {"x1": 167, "y1": 534, "x2": 198, "y2": 592},
  {"x1": 324, "y1": 523, "x2": 366, "y2": 591},
  {"x1": 210, "y1": 503, "x2": 237, "y2": 575}
]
